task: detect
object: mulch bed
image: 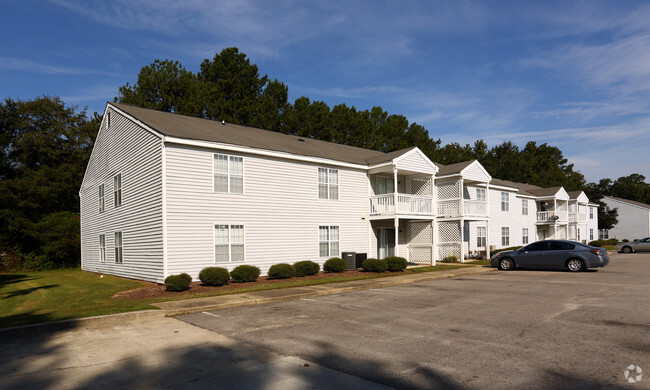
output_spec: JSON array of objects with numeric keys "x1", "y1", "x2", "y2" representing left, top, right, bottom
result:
[{"x1": 112, "y1": 270, "x2": 371, "y2": 300}]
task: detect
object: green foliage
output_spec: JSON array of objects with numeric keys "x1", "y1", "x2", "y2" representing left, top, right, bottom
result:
[
  {"x1": 622, "y1": 239, "x2": 629, "y2": 242},
  {"x1": 441, "y1": 256, "x2": 460, "y2": 263},
  {"x1": 164, "y1": 274, "x2": 190, "y2": 292},
  {"x1": 323, "y1": 257, "x2": 346, "y2": 273},
  {"x1": 293, "y1": 260, "x2": 320, "y2": 277},
  {"x1": 589, "y1": 239, "x2": 618, "y2": 247},
  {"x1": 267, "y1": 263, "x2": 295, "y2": 279},
  {"x1": 385, "y1": 256, "x2": 408, "y2": 272},
  {"x1": 230, "y1": 265, "x2": 261, "y2": 282},
  {"x1": 362, "y1": 258, "x2": 388, "y2": 272},
  {"x1": 0, "y1": 96, "x2": 97, "y2": 269},
  {"x1": 199, "y1": 267, "x2": 230, "y2": 286},
  {"x1": 179, "y1": 273, "x2": 192, "y2": 284}
]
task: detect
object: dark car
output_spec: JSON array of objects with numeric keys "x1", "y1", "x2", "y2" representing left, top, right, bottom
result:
[{"x1": 490, "y1": 240, "x2": 609, "y2": 272}]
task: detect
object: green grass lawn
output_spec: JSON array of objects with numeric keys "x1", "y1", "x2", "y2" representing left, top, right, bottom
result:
[{"x1": 1, "y1": 264, "x2": 474, "y2": 328}]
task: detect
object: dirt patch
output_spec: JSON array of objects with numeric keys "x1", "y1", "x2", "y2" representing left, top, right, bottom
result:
[{"x1": 112, "y1": 270, "x2": 371, "y2": 300}]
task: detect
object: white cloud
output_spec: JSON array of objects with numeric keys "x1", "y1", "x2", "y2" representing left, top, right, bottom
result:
[{"x1": 0, "y1": 57, "x2": 117, "y2": 76}]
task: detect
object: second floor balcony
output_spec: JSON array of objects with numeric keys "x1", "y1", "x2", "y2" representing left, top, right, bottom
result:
[
  {"x1": 437, "y1": 199, "x2": 488, "y2": 218},
  {"x1": 537, "y1": 211, "x2": 568, "y2": 224},
  {"x1": 369, "y1": 194, "x2": 434, "y2": 216}
]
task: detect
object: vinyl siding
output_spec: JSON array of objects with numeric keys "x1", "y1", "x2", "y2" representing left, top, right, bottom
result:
[
  {"x1": 603, "y1": 198, "x2": 649, "y2": 240},
  {"x1": 80, "y1": 108, "x2": 164, "y2": 282},
  {"x1": 462, "y1": 162, "x2": 490, "y2": 183},
  {"x1": 488, "y1": 188, "x2": 518, "y2": 249},
  {"x1": 164, "y1": 144, "x2": 369, "y2": 278},
  {"x1": 395, "y1": 150, "x2": 436, "y2": 174}
]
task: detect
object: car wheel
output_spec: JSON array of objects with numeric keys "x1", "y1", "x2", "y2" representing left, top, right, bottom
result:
[
  {"x1": 498, "y1": 258, "x2": 514, "y2": 271},
  {"x1": 566, "y1": 258, "x2": 585, "y2": 272},
  {"x1": 622, "y1": 246, "x2": 633, "y2": 254}
]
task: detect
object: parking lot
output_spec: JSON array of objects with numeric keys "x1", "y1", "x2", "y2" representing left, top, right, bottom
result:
[{"x1": 179, "y1": 253, "x2": 650, "y2": 389}]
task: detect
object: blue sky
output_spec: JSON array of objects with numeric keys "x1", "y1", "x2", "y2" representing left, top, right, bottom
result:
[{"x1": 2, "y1": 0, "x2": 649, "y2": 183}]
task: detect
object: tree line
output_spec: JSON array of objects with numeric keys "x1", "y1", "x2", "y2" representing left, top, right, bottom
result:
[{"x1": 1, "y1": 47, "x2": 646, "y2": 269}]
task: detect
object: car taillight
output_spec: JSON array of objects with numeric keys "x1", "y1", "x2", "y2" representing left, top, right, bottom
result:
[{"x1": 590, "y1": 249, "x2": 602, "y2": 255}]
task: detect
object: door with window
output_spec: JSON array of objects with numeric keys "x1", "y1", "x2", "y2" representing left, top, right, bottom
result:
[{"x1": 377, "y1": 228, "x2": 396, "y2": 259}]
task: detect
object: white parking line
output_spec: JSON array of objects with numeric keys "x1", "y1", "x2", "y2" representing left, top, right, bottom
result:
[
  {"x1": 300, "y1": 298, "x2": 375, "y2": 309},
  {"x1": 369, "y1": 288, "x2": 413, "y2": 294},
  {"x1": 202, "y1": 311, "x2": 223, "y2": 318}
]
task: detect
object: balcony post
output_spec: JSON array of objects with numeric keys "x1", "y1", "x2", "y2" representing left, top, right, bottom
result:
[
  {"x1": 393, "y1": 166, "x2": 398, "y2": 215},
  {"x1": 394, "y1": 217, "x2": 400, "y2": 257}
]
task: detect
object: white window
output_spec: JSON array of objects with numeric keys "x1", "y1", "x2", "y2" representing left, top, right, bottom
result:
[
  {"x1": 522, "y1": 228, "x2": 529, "y2": 244},
  {"x1": 99, "y1": 184, "x2": 105, "y2": 213},
  {"x1": 477, "y1": 226, "x2": 486, "y2": 247},
  {"x1": 599, "y1": 229, "x2": 609, "y2": 240},
  {"x1": 589, "y1": 207, "x2": 594, "y2": 219},
  {"x1": 501, "y1": 192, "x2": 509, "y2": 212},
  {"x1": 113, "y1": 174, "x2": 122, "y2": 207},
  {"x1": 114, "y1": 231, "x2": 123, "y2": 264},
  {"x1": 375, "y1": 176, "x2": 394, "y2": 195},
  {"x1": 213, "y1": 154, "x2": 244, "y2": 193},
  {"x1": 99, "y1": 234, "x2": 106, "y2": 262},
  {"x1": 522, "y1": 199, "x2": 528, "y2": 215},
  {"x1": 319, "y1": 225, "x2": 340, "y2": 257},
  {"x1": 318, "y1": 168, "x2": 339, "y2": 200},
  {"x1": 476, "y1": 188, "x2": 486, "y2": 202},
  {"x1": 214, "y1": 224, "x2": 245, "y2": 263},
  {"x1": 590, "y1": 228, "x2": 594, "y2": 241},
  {"x1": 501, "y1": 227, "x2": 510, "y2": 247}
]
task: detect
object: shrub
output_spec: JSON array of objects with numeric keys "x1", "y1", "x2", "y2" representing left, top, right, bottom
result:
[
  {"x1": 385, "y1": 256, "x2": 408, "y2": 272},
  {"x1": 164, "y1": 274, "x2": 190, "y2": 292},
  {"x1": 268, "y1": 263, "x2": 295, "y2": 279},
  {"x1": 199, "y1": 267, "x2": 230, "y2": 286},
  {"x1": 230, "y1": 265, "x2": 261, "y2": 282},
  {"x1": 362, "y1": 258, "x2": 388, "y2": 272},
  {"x1": 441, "y1": 256, "x2": 460, "y2": 263},
  {"x1": 323, "y1": 257, "x2": 347, "y2": 273},
  {"x1": 622, "y1": 239, "x2": 629, "y2": 242},
  {"x1": 294, "y1": 260, "x2": 320, "y2": 277},
  {"x1": 589, "y1": 241, "x2": 602, "y2": 247},
  {"x1": 179, "y1": 273, "x2": 192, "y2": 284}
]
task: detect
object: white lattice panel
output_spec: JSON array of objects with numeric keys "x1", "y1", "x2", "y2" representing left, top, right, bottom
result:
[
  {"x1": 438, "y1": 244, "x2": 460, "y2": 260},
  {"x1": 438, "y1": 221, "x2": 460, "y2": 243},
  {"x1": 436, "y1": 180, "x2": 460, "y2": 200},
  {"x1": 409, "y1": 246, "x2": 432, "y2": 264},
  {"x1": 408, "y1": 222, "x2": 432, "y2": 245},
  {"x1": 437, "y1": 200, "x2": 460, "y2": 217},
  {"x1": 410, "y1": 178, "x2": 432, "y2": 196}
]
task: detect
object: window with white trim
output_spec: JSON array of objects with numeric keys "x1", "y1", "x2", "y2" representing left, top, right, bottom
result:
[
  {"x1": 501, "y1": 227, "x2": 510, "y2": 246},
  {"x1": 214, "y1": 224, "x2": 245, "y2": 263},
  {"x1": 476, "y1": 188, "x2": 486, "y2": 202},
  {"x1": 99, "y1": 234, "x2": 106, "y2": 262},
  {"x1": 589, "y1": 207, "x2": 594, "y2": 219},
  {"x1": 477, "y1": 226, "x2": 486, "y2": 247},
  {"x1": 99, "y1": 184, "x2": 105, "y2": 213},
  {"x1": 522, "y1": 228, "x2": 529, "y2": 244},
  {"x1": 319, "y1": 226, "x2": 339, "y2": 257},
  {"x1": 522, "y1": 199, "x2": 528, "y2": 215},
  {"x1": 599, "y1": 229, "x2": 609, "y2": 239},
  {"x1": 590, "y1": 228, "x2": 594, "y2": 241},
  {"x1": 501, "y1": 192, "x2": 509, "y2": 212},
  {"x1": 113, "y1": 174, "x2": 122, "y2": 207},
  {"x1": 213, "y1": 154, "x2": 244, "y2": 193},
  {"x1": 318, "y1": 168, "x2": 339, "y2": 199},
  {"x1": 114, "y1": 231, "x2": 123, "y2": 264},
  {"x1": 375, "y1": 176, "x2": 394, "y2": 195}
]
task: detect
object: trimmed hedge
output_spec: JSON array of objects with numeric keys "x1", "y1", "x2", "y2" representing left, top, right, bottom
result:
[
  {"x1": 268, "y1": 263, "x2": 295, "y2": 279},
  {"x1": 362, "y1": 258, "x2": 388, "y2": 272},
  {"x1": 179, "y1": 273, "x2": 192, "y2": 284},
  {"x1": 164, "y1": 274, "x2": 190, "y2": 292},
  {"x1": 441, "y1": 256, "x2": 459, "y2": 263},
  {"x1": 385, "y1": 256, "x2": 408, "y2": 272},
  {"x1": 589, "y1": 239, "x2": 618, "y2": 247},
  {"x1": 294, "y1": 260, "x2": 320, "y2": 277},
  {"x1": 230, "y1": 265, "x2": 261, "y2": 283},
  {"x1": 199, "y1": 267, "x2": 230, "y2": 286},
  {"x1": 323, "y1": 257, "x2": 346, "y2": 273}
]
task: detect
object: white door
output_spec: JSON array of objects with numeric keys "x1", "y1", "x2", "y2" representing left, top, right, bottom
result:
[{"x1": 378, "y1": 228, "x2": 396, "y2": 259}]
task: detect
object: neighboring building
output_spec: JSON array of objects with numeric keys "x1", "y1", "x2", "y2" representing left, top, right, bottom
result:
[
  {"x1": 80, "y1": 103, "x2": 599, "y2": 282},
  {"x1": 601, "y1": 196, "x2": 650, "y2": 240}
]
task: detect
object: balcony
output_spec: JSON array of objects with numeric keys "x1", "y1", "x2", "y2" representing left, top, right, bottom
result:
[
  {"x1": 437, "y1": 199, "x2": 488, "y2": 218},
  {"x1": 537, "y1": 211, "x2": 567, "y2": 224},
  {"x1": 568, "y1": 213, "x2": 587, "y2": 223},
  {"x1": 369, "y1": 194, "x2": 434, "y2": 216}
]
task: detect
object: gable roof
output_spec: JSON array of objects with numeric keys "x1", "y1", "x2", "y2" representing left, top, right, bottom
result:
[
  {"x1": 111, "y1": 102, "x2": 393, "y2": 166},
  {"x1": 434, "y1": 160, "x2": 476, "y2": 176},
  {"x1": 604, "y1": 196, "x2": 650, "y2": 210},
  {"x1": 489, "y1": 178, "x2": 543, "y2": 195},
  {"x1": 365, "y1": 147, "x2": 418, "y2": 165}
]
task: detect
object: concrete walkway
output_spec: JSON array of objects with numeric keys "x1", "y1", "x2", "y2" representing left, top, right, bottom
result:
[{"x1": 153, "y1": 266, "x2": 497, "y2": 316}]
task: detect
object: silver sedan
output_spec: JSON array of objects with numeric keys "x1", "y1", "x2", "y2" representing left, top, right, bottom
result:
[
  {"x1": 617, "y1": 237, "x2": 650, "y2": 253},
  {"x1": 490, "y1": 240, "x2": 609, "y2": 272}
]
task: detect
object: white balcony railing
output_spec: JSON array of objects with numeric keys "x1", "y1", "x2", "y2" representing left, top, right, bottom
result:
[
  {"x1": 369, "y1": 194, "x2": 434, "y2": 215},
  {"x1": 463, "y1": 200, "x2": 488, "y2": 217},
  {"x1": 537, "y1": 211, "x2": 568, "y2": 223}
]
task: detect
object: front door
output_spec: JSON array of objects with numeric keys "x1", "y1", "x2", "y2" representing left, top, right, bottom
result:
[{"x1": 378, "y1": 228, "x2": 396, "y2": 259}]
